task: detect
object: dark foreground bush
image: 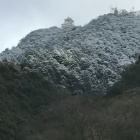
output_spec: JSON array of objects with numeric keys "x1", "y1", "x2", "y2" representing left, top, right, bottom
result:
[
  {"x1": 0, "y1": 61, "x2": 66, "y2": 140},
  {"x1": 27, "y1": 92, "x2": 140, "y2": 140}
]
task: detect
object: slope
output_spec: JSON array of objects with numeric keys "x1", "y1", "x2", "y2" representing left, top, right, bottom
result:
[
  {"x1": 0, "y1": 61, "x2": 66, "y2": 140},
  {"x1": 1, "y1": 11, "x2": 140, "y2": 94}
]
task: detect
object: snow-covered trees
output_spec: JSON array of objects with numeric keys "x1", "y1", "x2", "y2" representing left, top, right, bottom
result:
[{"x1": 1, "y1": 11, "x2": 140, "y2": 94}]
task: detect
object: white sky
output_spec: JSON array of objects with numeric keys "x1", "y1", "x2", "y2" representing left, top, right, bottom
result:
[{"x1": 0, "y1": 0, "x2": 140, "y2": 52}]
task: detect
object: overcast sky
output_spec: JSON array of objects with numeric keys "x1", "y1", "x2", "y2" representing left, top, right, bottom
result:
[{"x1": 0, "y1": 0, "x2": 140, "y2": 52}]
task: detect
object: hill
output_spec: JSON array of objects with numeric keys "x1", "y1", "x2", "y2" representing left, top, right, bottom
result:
[
  {"x1": 1, "y1": 10, "x2": 140, "y2": 140},
  {"x1": 1, "y1": 10, "x2": 140, "y2": 94}
]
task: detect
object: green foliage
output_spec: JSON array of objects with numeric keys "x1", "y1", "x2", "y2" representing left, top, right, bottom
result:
[
  {"x1": 0, "y1": 61, "x2": 66, "y2": 140},
  {"x1": 107, "y1": 56, "x2": 140, "y2": 96}
]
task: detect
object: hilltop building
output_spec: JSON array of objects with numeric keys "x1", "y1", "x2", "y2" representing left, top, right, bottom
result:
[{"x1": 61, "y1": 17, "x2": 74, "y2": 29}]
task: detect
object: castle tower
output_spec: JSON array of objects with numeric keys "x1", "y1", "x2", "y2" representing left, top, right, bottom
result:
[{"x1": 61, "y1": 17, "x2": 74, "y2": 29}]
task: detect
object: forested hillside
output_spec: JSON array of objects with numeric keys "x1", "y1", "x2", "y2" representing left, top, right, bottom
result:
[
  {"x1": 0, "y1": 56, "x2": 140, "y2": 140},
  {"x1": 1, "y1": 10, "x2": 140, "y2": 94},
  {"x1": 1, "y1": 10, "x2": 140, "y2": 140}
]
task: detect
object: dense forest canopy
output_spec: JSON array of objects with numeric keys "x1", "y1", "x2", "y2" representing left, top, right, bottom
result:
[{"x1": 1, "y1": 10, "x2": 140, "y2": 140}]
